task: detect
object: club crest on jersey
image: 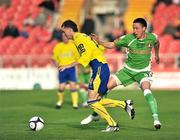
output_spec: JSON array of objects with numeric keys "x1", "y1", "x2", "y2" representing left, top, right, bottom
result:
[
  {"x1": 147, "y1": 42, "x2": 153, "y2": 48},
  {"x1": 77, "y1": 44, "x2": 85, "y2": 56}
]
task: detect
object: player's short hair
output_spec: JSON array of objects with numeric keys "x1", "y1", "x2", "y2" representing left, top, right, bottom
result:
[
  {"x1": 133, "y1": 18, "x2": 147, "y2": 28},
  {"x1": 58, "y1": 31, "x2": 64, "y2": 41},
  {"x1": 61, "y1": 20, "x2": 78, "y2": 32}
]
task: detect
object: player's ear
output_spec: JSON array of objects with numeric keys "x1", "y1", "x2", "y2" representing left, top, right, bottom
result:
[{"x1": 143, "y1": 27, "x2": 146, "y2": 31}]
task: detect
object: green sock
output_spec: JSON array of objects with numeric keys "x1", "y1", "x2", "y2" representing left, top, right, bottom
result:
[
  {"x1": 79, "y1": 89, "x2": 87, "y2": 103},
  {"x1": 144, "y1": 89, "x2": 159, "y2": 121}
]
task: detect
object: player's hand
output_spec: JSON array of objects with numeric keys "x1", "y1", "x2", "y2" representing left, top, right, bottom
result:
[
  {"x1": 58, "y1": 66, "x2": 67, "y2": 71},
  {"x1": 155, "y1": 55, "x2": 160, "y2": 64},
  {"x1": 90, "y1": 33, "x2": 100, "y2": 43}
]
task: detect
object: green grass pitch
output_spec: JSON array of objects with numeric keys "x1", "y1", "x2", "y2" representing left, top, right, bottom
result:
[{"x1": 0, "y1": 90, "x2": 180, "y2": 140}]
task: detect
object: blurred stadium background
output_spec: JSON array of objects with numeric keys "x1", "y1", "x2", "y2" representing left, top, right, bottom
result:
[
  {"x1": 0, "y1": 0, "x2": 179, "y2": 90},
  {"x1": 0, "y1": 1, "x2": 180, "y2": 139},
  {"x1": 0, "y1": 0, "x2": 180, "y2": 90}
]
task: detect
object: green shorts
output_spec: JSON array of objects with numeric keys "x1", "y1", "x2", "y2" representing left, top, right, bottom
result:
[
  {"x1": 78, "y1": 73, "x2": 90, "y2": 84},
  {"x1": 113, "y1": 67, "x2": 153, "y2": 86}
]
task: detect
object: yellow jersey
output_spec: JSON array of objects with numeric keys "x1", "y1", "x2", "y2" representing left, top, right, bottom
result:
[
  {"x1": 72, "y1": 32, "x2": 107, "y2": 67},
  {"x1": 52, "y1": 40, "x2": 80, "y2": 66}
]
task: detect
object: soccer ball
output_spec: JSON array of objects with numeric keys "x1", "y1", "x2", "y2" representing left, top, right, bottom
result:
[{"x1": 29, "y1": 116, "x2": 44, "y2": 131}]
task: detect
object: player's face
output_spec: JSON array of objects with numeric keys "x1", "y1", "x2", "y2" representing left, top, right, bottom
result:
[
  {"x1": 61, "y1": 27, "x2": 73, "y2": 39},
  {"x1": 62, "y1": 33, "x2": 69, "y2": 43},
  {"x1": 133, "y1": 23, "x2": 146, "y2": 39}
]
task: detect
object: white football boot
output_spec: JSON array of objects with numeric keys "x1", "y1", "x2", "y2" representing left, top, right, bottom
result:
[
  {"x1": 154, "y1": 120, "x2": 161, "y2": 129},
  {"x1": 101, "y1": 124, "x2": 119, "y2": 132},
  {"x1": 80, "y1": 114, "x2": 99, "y2": 125},
  {"x1": 125, "y1": 100, "x2": 135, "y2": 120},
  {"x1": 56, "y1": 102, "x2": 62, "y2": 109}
]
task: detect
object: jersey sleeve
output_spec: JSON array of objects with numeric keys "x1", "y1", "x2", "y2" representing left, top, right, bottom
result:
[{"x1": 114, "y1": 35, "x2": 129, "y2": 49}]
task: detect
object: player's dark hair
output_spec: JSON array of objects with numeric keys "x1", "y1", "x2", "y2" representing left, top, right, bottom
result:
[
  {"x1": 61, "y1": 20, "x2": 78, "y2": 32},
  {"x1": 133, "y1": 18, "x2": 147, "y2": 28},
  {"x1": 58, "y1": 31, "x2": 64, "y2": 41}
]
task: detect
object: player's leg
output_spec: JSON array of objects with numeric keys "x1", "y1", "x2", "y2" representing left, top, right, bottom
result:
[
  {"x1": 81, "y1": 68, "x2": 136, "y2": 124},
  {"x1": 56, "y1": 70, "x2": 66, "y2": 109},
  {"x1": 141, "y1": 81, "x2": 161, "y2": 129},
  {"x1": 101, "y1": 69, "x2": 135, "y2": 118},
  {"x1": 78, "y1": 74, "x2": 88, "y2": 107},
  {"x1": 56, "y1": 83, "x2": 66, "y2": 108},
  {"x1": 79, "y1": 86, "x2": 88, "y2": 107},
  {"x1": 81, "y1": 73, "x2": 90, "y2": 107},
  {"x1": 81, "y1": 75, "x2": 120, "y2": 125},
  {"x1": 83, "y1": 98, "x2": 135, "y2": 123},
  {"x1": 87, "y1": 90, "x2": 119, "y2": 132},
  {"x1": 87, "y1": 63, "x2": 119, "y2": 132},
  {"x1": 107, "y1": 75, "x2": 120, "y2": 89},
  {"x1": 99, "y1": 98, "x2": 135, "y2": 120},
  {"x1": 69, "y1": 81, "x2": 79, "y2": 109},
  {"x1": 69, "y1": 67, "x2": 79, "y2": 109},
  {"x1": 136, "y1": 72, "x2": 161, "y2": 129}
]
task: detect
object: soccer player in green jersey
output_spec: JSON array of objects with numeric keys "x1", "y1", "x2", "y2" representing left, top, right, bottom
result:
[{"x1": 82, "y1": 18, "x2": 161, "y2": 130}]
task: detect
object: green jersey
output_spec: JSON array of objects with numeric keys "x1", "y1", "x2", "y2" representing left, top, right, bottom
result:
[{"x1": 114, "y1": 32, "x2": 157, "y2": 72}]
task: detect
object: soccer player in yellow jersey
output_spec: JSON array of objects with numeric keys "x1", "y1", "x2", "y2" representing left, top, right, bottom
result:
[
  {"x1": 59, "y1": 20, "x2": 135, "y2": 132},
  {"x1": 52, "y1": 32, "x2": 79, "y2": 109}
]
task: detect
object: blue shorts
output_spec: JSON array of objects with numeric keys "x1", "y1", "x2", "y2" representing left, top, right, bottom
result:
[
  {"x1": 88, "y1": 59, "x2": 110, "y2": 95},
  {"x1": 58, "y1": 66, "x2": 77, "y2": 83}
]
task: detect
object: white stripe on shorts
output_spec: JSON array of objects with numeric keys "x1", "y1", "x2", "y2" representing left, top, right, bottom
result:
[
  {"x1": 111, "y1": 74, "x2": 122, "y2": 86},
  {"x1": 140, "y1": 77, "x2": 153, "y2": 86}
]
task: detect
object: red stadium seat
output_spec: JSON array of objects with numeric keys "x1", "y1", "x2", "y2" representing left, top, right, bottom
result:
[
  {"x1": 0, "y1": 46, "x2": 7, "y2": 55},
  {"x1": 30, "y1": 54, "x2": 51, "y2": 67},
  {"x1": 32, "y1": 0, "x2": 44, "y2": 5},
  {"x1": 2, "y1": 58, "x2": 13, "y2": 68},
  {"x1": 168, "y1": 41, "x2": 180, "y2": 53},
  {"x1": 10, "y1": 37, "x2": 26, "y2": 48},
  {"x1": 13, "y1": 58, "x2": 28, "y2": 68},
  {"x1": 43, "y1": 44, "x2": 54, "y2": 54},
  {"x1": 152, "y1": 3, "x2": 180, "y2": 36},
  {"x1": 30, "y1": 47, "x2": 42, "y2": 55},
  {"x1": 159, "y1": 35, "x2": 174, "y2": 53},
  {"x1": 0, "y1": 0, "x2": 59, "y2": 68},
  {"x1": 49, "y1": 40, "x2": 58, "y2": 48},
  {"x1": 5, "y1": 47, "x2": 19, "y2": 55},
  {"x1": 0, "y1": 37, "x2": 13, "y2": 47}
]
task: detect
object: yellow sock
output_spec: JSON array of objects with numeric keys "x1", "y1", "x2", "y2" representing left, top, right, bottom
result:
[
  {"x1": 71, "y1": 91, "x2": 78, "y2": 107},
  {"x1": 57, "y1": 92, "x2": 64, "y2": 105},
  {"x1": 99, "y1": 98, "x2": 126, "y2": 108},
  {"x1": 90, "y1": 102, "x2": 117, "y2": 126}
]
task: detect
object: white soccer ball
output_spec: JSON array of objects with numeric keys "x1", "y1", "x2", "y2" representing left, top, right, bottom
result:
[{"x1": 29, "y1": 116, "x2": 44, "y2": 131}]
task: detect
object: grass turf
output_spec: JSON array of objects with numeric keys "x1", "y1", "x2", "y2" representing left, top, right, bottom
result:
[{"x1": 0, "y1": 90, "x2": 180, "y2": 140}]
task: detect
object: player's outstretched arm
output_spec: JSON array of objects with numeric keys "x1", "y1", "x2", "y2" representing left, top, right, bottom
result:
[
  {"x1": 90, "y1": 33, "x2": 115, "y2": 49},
  {"x1": 59, "y1": 62, "x2": 79, "y2": 71},
  {"x1": 154, "y1": 40, "x2": 160, "y2": 64}
]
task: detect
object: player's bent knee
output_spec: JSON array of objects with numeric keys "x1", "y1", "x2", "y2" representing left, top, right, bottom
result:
[
  {"x1": 87, "y1": 99, "x2": 101, "y2": 106},
  {"x1": 108, "y1": 75, "x2": 121, "y2": 89},
  {"x1": 143, "y1": 89, "x2": 152, "y2": 96},
  {"x1": 58, "y1": 89, "x2": 64, "y2": 92}
]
